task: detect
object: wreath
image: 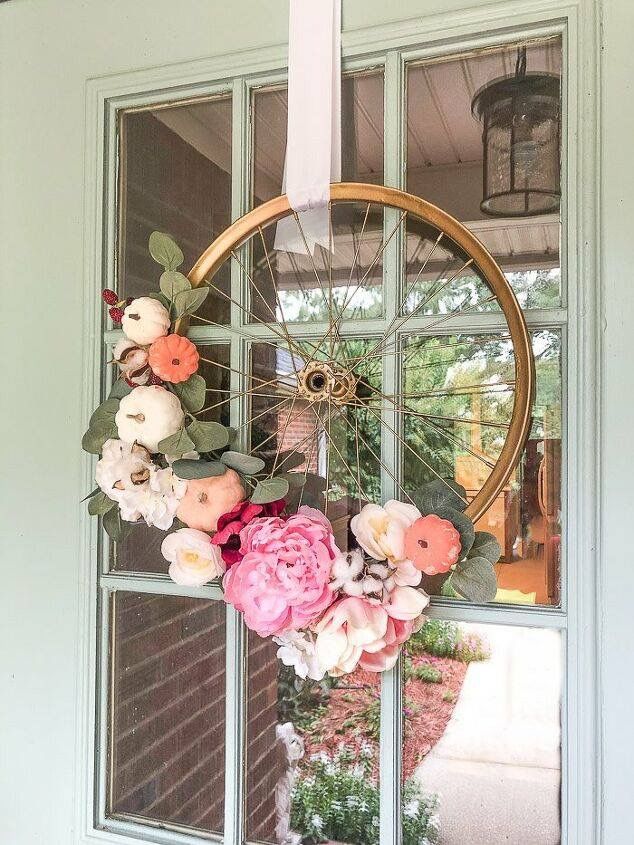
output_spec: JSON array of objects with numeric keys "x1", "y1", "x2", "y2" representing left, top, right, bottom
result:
[{"x1": 83, "y1": 231, "x2": 501, "y2": 680}]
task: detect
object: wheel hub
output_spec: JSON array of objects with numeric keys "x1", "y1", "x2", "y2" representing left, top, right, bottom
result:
[{"x1": 297, "y1": 361, "x2": 358, "y2": 405}]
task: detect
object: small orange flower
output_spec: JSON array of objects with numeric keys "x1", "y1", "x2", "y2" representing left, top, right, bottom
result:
[
  {"x1": 148, "y1": 334, "x2": 200, "y2": 384},
  {"x1": 404, "y1": 514, "x2": 461, "y2": 575}
]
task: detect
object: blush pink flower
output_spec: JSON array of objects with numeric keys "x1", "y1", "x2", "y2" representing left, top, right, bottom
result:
[
  {"x1": 314, "y1": 586, "x2": 429, "y2": 676},
  {"x1": 212, "y1": 498, "x2": 286, "y2": 565},
  {"x1": 404, "y1": 514, "x2": 462, "y2": 575},
  {"x1": 222, "y1": 506, "x2": 338, "y2": 637}
]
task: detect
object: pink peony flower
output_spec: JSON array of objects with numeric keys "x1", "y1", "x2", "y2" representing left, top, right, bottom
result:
[
  {"x1": 314, "y1": 586, "x2": 429, "y2": 676},
  {"x1": 404, "y1": 514, "x2": 462, "y2": 575},
  {"x1": 211, "y1": 498, "x2": 286, "y2": 565},
  {"x1": 222, "y1": 506, "x2": 339, "y2": 637}
]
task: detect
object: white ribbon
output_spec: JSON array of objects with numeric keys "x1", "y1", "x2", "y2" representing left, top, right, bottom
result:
[{"x1": 274, "y1": 0, "x2": 341, "y2": 255}]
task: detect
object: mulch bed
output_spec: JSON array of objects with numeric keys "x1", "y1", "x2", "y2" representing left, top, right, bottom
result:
[{"x1": 302, "y1": 653, "x2": 468, "y2": 779}]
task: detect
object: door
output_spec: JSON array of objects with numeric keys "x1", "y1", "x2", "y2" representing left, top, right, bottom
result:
[{"x1": 0, "y1": 1, "x2": 612, "y2": 844}]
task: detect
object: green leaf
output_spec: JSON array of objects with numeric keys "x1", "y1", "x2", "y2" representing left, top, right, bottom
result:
[
  {"x1": 250, "y1": 476, "x2": 290, "y2": 504},
  {"x1": 269, "y1": 450, "x2": 305, "y2": 471},
  {"x1": 88, "y1": 490, "x2": 117, "y2": 516},
  {"x1": 160, "y1": 270, "x2": 191, "y2": 301},
  {"x1": 221, "y1": 451, "x2": 266, "y2": 476},
  {"x1": 102, "y1": 506, "x2": 133, "y2": 542},
  {"x1": 146, "y1": 291, "x2": 172, "y2": 309},
  {"x1": 469, "y1": 531, "x2": 502, "y2": 564},
  {"x1": 412, "y1": 478, "x2": 469, "y2": 513},
  {"x1": 108, "y1": 379, "x2": 133, "y2": 400},
  {"x1": 149, "y1": 231, "x2": 184, "y2": 271},
  {"x1": 451, "y1": 556, "x2": 498, "y2": 603},
  {"x1": 89, "y1": 397, "x2": 119, "y2": 429},
  {"x1": 172, "y1": 374, "x2": 206, "y2": 413},
  {"x1": 81, "y1": 487, "x2": 101, "y2": 503},
  {"x1": 157, "y1": 428, "x2": 196, "y2": 457},
  {"x1": 186, "y1": 419, "x2": 230, "y2": 452},
  {"x1": 173, "y1": 286, "x2": 209, "y2": 318},
  {"x1": 172, "y1": 459, "x2": 227, "y2": 480},
  {"x1": 81, "y1": 420, "x2": 117, "y2": 454},
  {"x1": 279, "y1": 471, "x2": 308, "y2": 489}
]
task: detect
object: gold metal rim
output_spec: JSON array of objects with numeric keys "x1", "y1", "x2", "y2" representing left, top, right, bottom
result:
[{"x1": 183, "y1": 182, "x2": 535, "y2": 523}]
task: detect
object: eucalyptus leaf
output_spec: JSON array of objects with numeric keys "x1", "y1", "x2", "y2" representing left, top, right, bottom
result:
[
  {"x1": 81, "y1": 487, "x2": 101, "y2": 502},
  {"x1": 149, "y1": 231, "x2": 184, "y2": 271},
  {"x1": 88, "y1": 490, "x2": 117, "y2": 516},
  {"x1": 469, "y1": 531, "x2": 502, "y2": 564},
  {"x1": 108, "y1": 379, "x2": 133, "y2": 400},
  {"x1": 251, "y1": 476, "x2": 290, "y2": 505},
  {"x1": 172, "y1": 374, "x2": 206, "y2": 413},
  {"x1": 269, "y1": 450, "x2": 306, "y2": 472},
  {"x1": 82, "y1": 420, "x2": 117, "y2": 454},
  {"x1": 160, "y1": 270, "x2": 191, "y2": 301},
  {"x1": 412, "y1": 478, "x2": 469, "y2": 514},
  {"x1": 186, "y1": 419, "x2": 230, "y2": 452},
  {"x1": 172, "y1": 459, "x2": 226, "y2": 480},
  {"x1": 157, "y1": 428, "x2": 196, "y2": 457},
  {"x1": 173, "y1": 286, "x2": 209, "y2": 318},
  {"x1": 451, "y1": 556, "x2": 498, "y2": 603},
  {"x1": 279, "y1": 471, "x2": 307, "y2": 489},
  {"x1": 102, "y1": 506, "x2": 133, "y2": 542},
  {"x1": 146, "y1": 291, "x2": 172, "y2": 309},
  {"x1": 89, "y1": 397, "x2": 120, "y2": 429},
  {"x1": 221, "y1": 451, "x2": 266, "y2": 476}
]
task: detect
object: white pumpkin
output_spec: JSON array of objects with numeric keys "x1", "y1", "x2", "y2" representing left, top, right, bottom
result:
[
  {"x1": 121, "y1": 296, "x2": 170, "y2": 345},
  {"x1": 115, "y1": 385, "x2": 185, "y2": 452}
]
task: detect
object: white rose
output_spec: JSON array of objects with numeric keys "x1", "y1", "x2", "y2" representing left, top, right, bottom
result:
[
  {"x1": 95, "y1": 439, "x2": 152, "y2": 503},
  {"x1": 117, "y1": 466, "x2": 186, "y2": 529},
  {"x1": 115, "y1": 385, "x2": 185, "y2": 452},
  {"x1": 121, "y1": 296, "x2": 170, "y2": 345},
  {"x1": 113, "y1": 339, "x2": 150, "y2": 385},
  {"x1": 161, "y1": 528, "x2": 225, "y2": 585},
  {"x1": 350, "y1": 500, "x2": 421, "y2": 563},
  {"x1": 273, "y1": 631, "x2": 327, "y2": 681}
]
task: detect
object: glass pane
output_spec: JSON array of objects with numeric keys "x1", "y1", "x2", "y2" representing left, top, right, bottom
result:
[
  {"x1": 118, "y1": 95, "x2": 232, "y2": 323},
  {"x1": 406, "y1": 38, "x2": 562, "y2": 309},
  {"x1": 252, "y1": 69, "x2": 384, "y2": 205},
  {"x1": 250, "y1": 70, "x2": 385, "y2": 325},
  {"x1": 402, "y1": 619, "x2": 561, "y2": 844},
  {"x1": 249, "y1": 339, "x2": 383, "y2": 551},
  {"x1": 110, "y1": 344, "x2": 230, "y2": 574},
  {"x1": 108, "y1": 593, "x2": 226, "y2": 834},
  {"x1": 245, "y1": 629, "x2": 380, "y2": 844},
  {"x1": 402, "y1": 329, "x2": 562, "y2": 606}
]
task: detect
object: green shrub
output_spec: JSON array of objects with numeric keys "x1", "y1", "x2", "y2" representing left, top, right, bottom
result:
[
  {"x1": 408, "y1": 619, "x2": 490, "y2": 663},
  {"x1": 291, "y1": 745, "x2": 439, "y2": 844}
]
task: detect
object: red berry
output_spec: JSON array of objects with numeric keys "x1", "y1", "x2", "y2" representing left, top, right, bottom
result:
[
  {"x1": 101, "y1": 289, "x2": 118, "y2": 305},
  {"x1": 147, "y1": 371, "x2": 163, "y2": 386},
  {"x1": 109, "y1": 306, "x2": 124, "y2": 323}
]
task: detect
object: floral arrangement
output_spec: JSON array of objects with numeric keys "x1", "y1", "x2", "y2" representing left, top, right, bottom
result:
[{"x1": 83, "y1": 232, "x2": 502, "y2": 681}]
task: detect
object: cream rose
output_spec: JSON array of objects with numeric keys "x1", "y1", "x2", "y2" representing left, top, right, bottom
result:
[
  {"x1": 115, "y1": 385, "x2": 185, "y2": 452},
  {"x1": 161, "y1": 528, "x2": 225, "y2": 586},
  {"x1": 350, "y1": 500, "x2": 421, "y2": 564}
]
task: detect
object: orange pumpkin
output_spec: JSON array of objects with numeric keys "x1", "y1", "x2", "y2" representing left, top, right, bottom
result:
[{"x1": 148, "y1": 334, "x2": 200, "y2": 383}]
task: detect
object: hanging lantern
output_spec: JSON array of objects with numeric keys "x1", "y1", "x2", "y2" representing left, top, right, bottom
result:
[{"x1": 471, "y1": 48, "x2": 561, "y2": 217}]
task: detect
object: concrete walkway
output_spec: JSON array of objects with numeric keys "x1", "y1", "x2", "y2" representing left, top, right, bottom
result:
[{"x1": 413, "y1": 624, "x2": 561, "y2": 845}]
